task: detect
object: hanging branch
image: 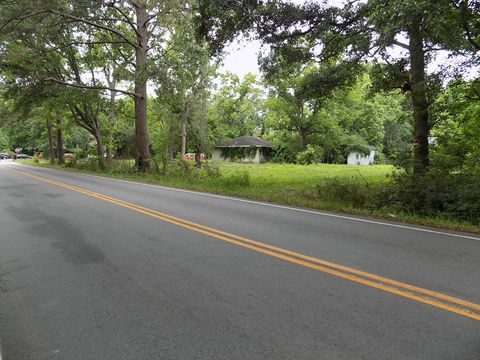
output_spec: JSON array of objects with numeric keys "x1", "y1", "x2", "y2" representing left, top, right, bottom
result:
[{"x1": 43, "y1": 78, "x2": 140, "y2": 98}]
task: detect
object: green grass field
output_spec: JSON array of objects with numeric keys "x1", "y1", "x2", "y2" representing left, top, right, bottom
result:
[
  {"x1": 218, "y1": 162, "x2": 393, "y2": 186},
  {"x1": 209, "y1": 162, "x2": 394, "y2": 209}
]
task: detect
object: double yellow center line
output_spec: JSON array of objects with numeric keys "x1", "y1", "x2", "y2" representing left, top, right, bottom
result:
[{"x1": 8, "y1": 167, "x2": 480, "y2": 321}]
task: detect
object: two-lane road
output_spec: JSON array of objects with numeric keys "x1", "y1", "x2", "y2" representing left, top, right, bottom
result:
[{"x1": 0, "y1": 162, "x2": 479, "y2": 359}]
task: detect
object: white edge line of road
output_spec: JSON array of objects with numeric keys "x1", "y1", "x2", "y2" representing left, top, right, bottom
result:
[{"x1": 10, "y1": 162, "x2": 480, "y2": 242}]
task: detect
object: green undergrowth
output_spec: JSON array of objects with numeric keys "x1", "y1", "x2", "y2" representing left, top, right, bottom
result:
[{"x1": 20, "y1": 158, "x2": 480, "y2": 234}]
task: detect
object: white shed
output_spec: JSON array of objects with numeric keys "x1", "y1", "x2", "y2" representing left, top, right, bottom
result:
[{"x1": 347, "y1": 146, "x2": 377, "y2": 165}]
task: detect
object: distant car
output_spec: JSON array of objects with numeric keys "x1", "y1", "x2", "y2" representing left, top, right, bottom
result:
[
  {"x1": 16, "y1": 154, "x2": 32, "y2": 159},
  {"x1": 64, "y1": 152, "x2": 75, "y2": 158},
  {"x1": 0, "y1": 153, "x2": 9, "y2": 159},
  {"x1": 183, "y1": 153, "x2": 205, "y2": 161}
]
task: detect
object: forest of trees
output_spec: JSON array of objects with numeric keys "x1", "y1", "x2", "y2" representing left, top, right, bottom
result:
[{"x1": 0, "y1": 1, "x2": 479, "y2": 220}]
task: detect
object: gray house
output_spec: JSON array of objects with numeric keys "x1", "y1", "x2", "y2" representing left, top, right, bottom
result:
[{"x1": 212, "y1": 136, "x2": 274, "y2": 163}]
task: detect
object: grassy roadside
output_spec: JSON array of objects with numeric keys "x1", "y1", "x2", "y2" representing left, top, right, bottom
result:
[{"x1": 20, "y1": 159, "x2": 480, "y2": 234}]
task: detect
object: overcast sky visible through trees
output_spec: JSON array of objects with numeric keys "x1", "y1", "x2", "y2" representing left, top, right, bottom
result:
[{"x1": 219, "y1": 0, "x2": 478, "y2": 80}]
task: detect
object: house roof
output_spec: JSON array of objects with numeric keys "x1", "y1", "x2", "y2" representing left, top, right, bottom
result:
[{"x1": 216, "y1": 136, "x2": 274, "y2": 148}]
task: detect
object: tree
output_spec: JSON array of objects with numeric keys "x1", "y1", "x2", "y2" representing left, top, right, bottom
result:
[
  {"x1": 197, "y1": 0, "x2": 480, "y2": 173},
  {"x1": 430, "y1": 78, "x2": 480, "y2": 169},
  {"x1": 364, "y1": 0, "x2": 476, "y2": 173},
  {"x1": 1, "y1": 0, "x2": 181, "y2": 171},
  {"x1": 0, "y1": 127, "x2": 9, "y2": 152},
  {"x1": 154, "y1": 5, "x2": 215, "y2": 160},
  {"x1": 0, "y1": 23, "x2": 109, "y2": 168},
  {"x1": 208, "y1": 73, "x2": 265, "y2": 145},
  {"x1": 266, "y1": 85, "x2": 317, "y2": 151},
  {"x1": 265, "y1": 62, "x2": 360, "y2": 150}
]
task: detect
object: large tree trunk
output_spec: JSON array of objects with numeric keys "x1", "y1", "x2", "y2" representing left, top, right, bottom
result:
[
  {"x1": 408, "y1": 21, "x2": 429, "y2": 174},
  {"x1": 165, "y1": 135, "x2": 173, "y2": 161},
  {"x1": 194, "y1": 142, "x2": 202, "y2": 168},
  {"x1": 298, "y1": 128, "x2": 307, "y2": 150},
  {"x1": 106, "y1": 147, "x2": 113, "y2": 165},
  {"x1": 181, "y1": 109, "x2": 187, "y2": 157},
  {"x1": 56, "y1": 112, "x2": 64, "y2": 164},
  {"x1": 296, "y1": 101, "x2": 307, "y2": 150},
  {"x1": 105, "y1": 93, "x2": 114, "y2": 166},
  {"x1": 106, "y1": 63, "x2": 117, "y2": 166},
  {"x1": 134, "y1": 3, "x2": 151, "y2": 171},
  {"x1": 165, "y1": 120, "x2": 175, "y2": 161},
  {"x1": 46, "y1": 118, "x2": 55, "y2": 164},
  {"x1": 94, "y1": 129, "x2": 106, "y2": 170}
]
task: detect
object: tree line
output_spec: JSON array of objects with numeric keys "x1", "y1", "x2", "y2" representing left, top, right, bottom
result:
[{"x1": 0, "y1": 0, "x2": 479, "y2": 178}]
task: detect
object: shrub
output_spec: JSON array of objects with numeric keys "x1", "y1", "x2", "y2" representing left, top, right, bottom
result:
[
  {"x1": 156, "y1": 159, "x2": 221, "y2": 183},
  {"x1": 164, "y1": 159, "x2": 196, "y2": 179},
  {"x1": 271, "y1": 143, "x2": 297, "y2": 163},
  {"x1": 107, "y1": 160, "x2": 136, "y2": 175},
  {"x1": 345, "y1": 143, "x2": 371, "y2": 157},
  {"x1": 374, "y1": 151, "x2": 387, "y2": 164},
  {"x1": 74, "y1": 158, "x2": 100, "y2": 171},
  {"x1": 221, "y1": 170, "x2": 251, "y2": 187},
  {"x1": 391, "y1": 169, "x2": 480, "y2": 223},
  {"x1": 202, "y1": 163, "x2": 221, "y2": 178},
  {"x1": 220, "y1": 146, "x2": 258, "y2": 161},
  {"x1": 296, "y1": 145, "x2": 323, "y2": 165},
  {"x1": 64, "y1": 158, "x2": 76, "y2": 168},
  {"x1": 315, "y1": 176, "x2": 393, "y2": 209}
]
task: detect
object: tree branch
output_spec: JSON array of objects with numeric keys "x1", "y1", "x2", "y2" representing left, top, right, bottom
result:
[
  {"x1": 43, "y1": 78, "x2": 140, "y2": 98},
  {"x1": 106, "y1": 3, "x2": 141, "y2": 38},
  {"x1": 0, "y1": 9, "x2": 50, "y2": 32},
  {"x1": 392, "y1": 39, "x2": 409, "y2": 50},
  {"x1": 70, "y1": 105, "x2": 95, "y2": 134},
  {"x1": 47, "y1": 9, "x2": 139, "y2": 49},
  {"x1": 464, "y1": 22, "x2": 480, "y2": 50},
  {"x1": 43, "y1": 40, "x2": 129, "y2": 54}
]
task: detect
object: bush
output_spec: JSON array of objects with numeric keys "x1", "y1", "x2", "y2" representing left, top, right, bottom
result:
[
  {"x1": 107, "y1": 159, "x2": 136, "y2": 175},
  {"x1": 74, "y1": 158, "x2": 100, "y2": 171},
  {"x1": 157, "y1": 159, "x2": 221, "y2": 183},
  {"x1": 315, "y1": 177, "x2": 388, "y2": 209},
  {"x1": 271, "y1": 143, "x2": 297, "y2": 163},
  {"x1": 164, "y1": 159, "x2": 196, "y2": 179},
  {"x1": 221, "y1": 170, "x2": 251, "y2": 187},
  {"x1": 74, "y1": 148, "x2": 87, "y2": 159},
  {"x1": 374, "y1": 151, "x2": 387, "y2": 164},
  {"x1": 220, "y1": 146, "x2": 257, "y2": 161},
  {"x1": 296, "y1": 145, "x2": 323, "y2": 165},
  {"x1": 64, "y1": 158, "x2": 76, "y2": 168},
  {"x1": 391, "y1": 169, "x2": 480, "y2": 223},
  {"x1": 202, "y1": 162, "x2": 221, "y2": 178}
]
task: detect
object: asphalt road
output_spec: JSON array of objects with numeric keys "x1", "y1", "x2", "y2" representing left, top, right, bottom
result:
[{"x1": 0, "y1": 161, "x2": 479, "y2": 360}]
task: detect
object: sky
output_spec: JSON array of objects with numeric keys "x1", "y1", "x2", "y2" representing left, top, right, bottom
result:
[
  {"x1": 218, "y1": 0, "x2": 346, "y2": 78},
  {"x1": 219, "y1": 39, "x2": 263, "y2": 78}
]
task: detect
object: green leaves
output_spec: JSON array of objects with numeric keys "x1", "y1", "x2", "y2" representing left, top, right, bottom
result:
[{"x1": 209, "y1": 72, "x2": 265, "y2": 143}]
